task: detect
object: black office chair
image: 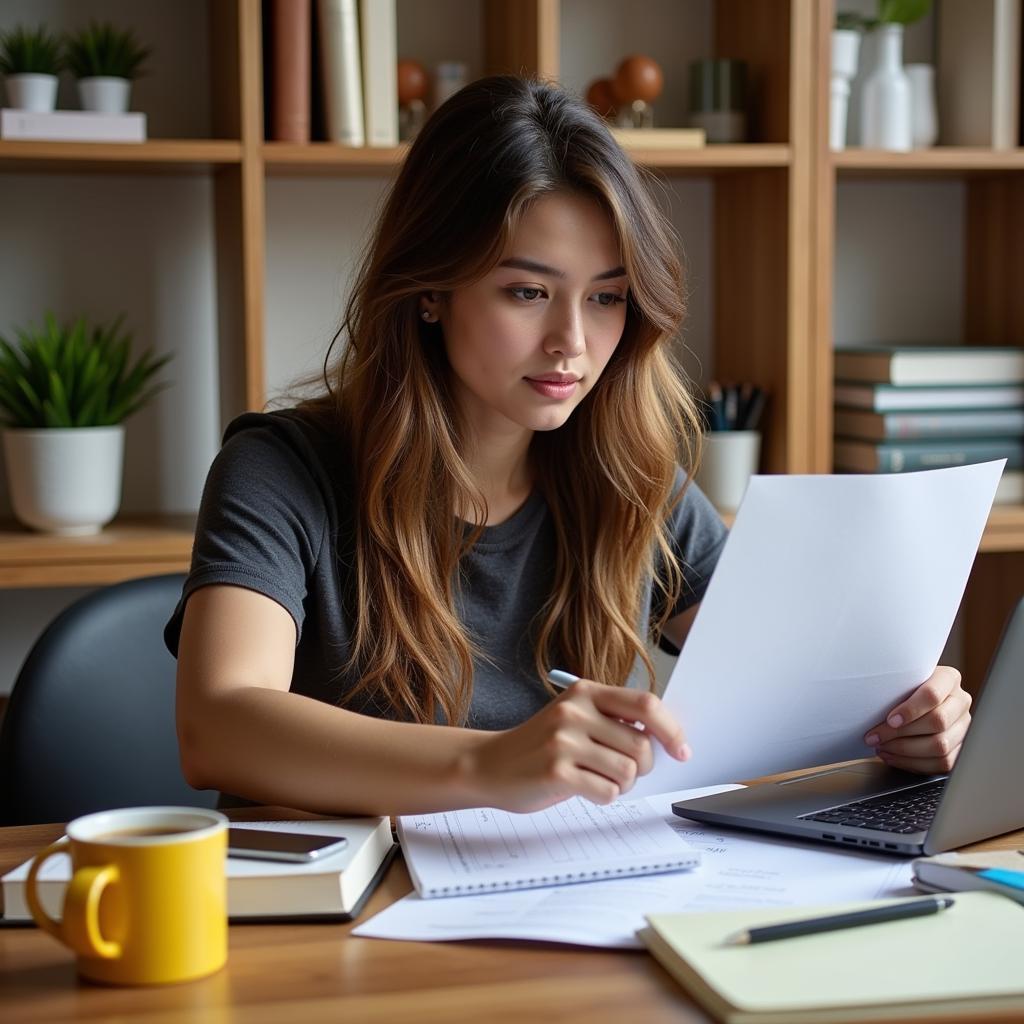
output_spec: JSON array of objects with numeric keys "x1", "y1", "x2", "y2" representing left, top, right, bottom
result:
[{"x1": 0, "y1": 573, "x2": 218, "y2": 825}]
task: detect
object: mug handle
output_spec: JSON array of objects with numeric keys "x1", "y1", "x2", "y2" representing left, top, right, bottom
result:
[
  {"x1": 25, "y1": 840, "x2": 122, "y2": 959},
  {"x1": 25, "y1": 839, "x2": 69, "y2": 943},
  {"x1": 62, "y1": 864, "x2": 123, "y2": 959}
]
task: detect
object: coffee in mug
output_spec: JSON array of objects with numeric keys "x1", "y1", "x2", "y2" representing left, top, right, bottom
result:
[{"x1": 24, "y1": 806, "x2": 228, "y2": 985}]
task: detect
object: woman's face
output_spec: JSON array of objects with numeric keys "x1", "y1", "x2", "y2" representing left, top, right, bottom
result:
[{"x1": 426, "y1": 191, "x2": 629, "y2": 439}]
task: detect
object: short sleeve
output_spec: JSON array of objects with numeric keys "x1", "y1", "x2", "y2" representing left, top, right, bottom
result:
[
  {"x1": 163, "y1": 416, "x2": 329, "y2": 657},
  {"x1": 651, "y1": 466, "x2": 729, "y2": 650}
]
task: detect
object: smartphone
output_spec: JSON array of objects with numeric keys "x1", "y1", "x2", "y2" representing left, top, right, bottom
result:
[{"x1": 227, "y1": 828, "x2": 349, "y2": 863}]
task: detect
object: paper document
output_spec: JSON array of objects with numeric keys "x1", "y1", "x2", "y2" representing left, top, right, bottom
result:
[
  {"x1": 398, "y1": 795, "x2": 699, "y2": 897},
  {"x1": 354, "y1": 786, "x2": 914, "y2": 948},
  {"x1": 631, "y1": 461, "x2": 1003, "y2": 797}
]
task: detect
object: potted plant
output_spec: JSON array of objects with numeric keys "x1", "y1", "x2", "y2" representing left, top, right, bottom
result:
[
  {"x1": 0, "y1": 313, "x2": 171, "y2": 535},
  {"x1": 0, "y1": 24, "x2": 63, "y2": 112},
  {"x1": 859, "y1": 0, "x2": 933, "y2": 151},
  {"x1": 64, "y1": 20, "x2": 151, "y2": 114}
]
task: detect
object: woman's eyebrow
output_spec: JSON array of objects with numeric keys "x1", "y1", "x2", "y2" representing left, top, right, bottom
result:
[{"x1": 497, "y1": 257, "x2": 627, "y2": 281}]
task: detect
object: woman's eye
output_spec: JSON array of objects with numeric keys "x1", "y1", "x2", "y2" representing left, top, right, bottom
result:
[
  {"x1": 594, "y1": 292, "x2": 625, "y2": 307},
  {"x1": 509, "y1": 287, "x2": 545, "y2": 303}
]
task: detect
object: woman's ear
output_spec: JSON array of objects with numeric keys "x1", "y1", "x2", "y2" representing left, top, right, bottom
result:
[{"x1": 420, "y1": 292, "x2": 441, "y2": 323}]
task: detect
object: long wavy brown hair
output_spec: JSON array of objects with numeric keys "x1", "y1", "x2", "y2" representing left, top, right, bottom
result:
[{"x1": 299, "y1": 74, "x2": 704, "y2": 726}]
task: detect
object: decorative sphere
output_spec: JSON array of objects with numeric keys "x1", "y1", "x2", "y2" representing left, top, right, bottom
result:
[
  {"x1": 612, "y1": 55, "x2": 663, "y2": 104},
  {"x1": 397, "y1": 59, "x2": 429, "y2": 105},
  {"x1": 585, "y1": 77, "x2": 618, "y2": 119}
]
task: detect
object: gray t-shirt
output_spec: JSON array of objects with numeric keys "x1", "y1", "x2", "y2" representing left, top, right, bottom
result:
[{"x1": 164, "y1": 409, "x2": 728, "y2": 729}]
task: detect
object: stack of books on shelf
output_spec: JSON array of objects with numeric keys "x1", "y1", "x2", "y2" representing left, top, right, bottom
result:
[
  {"x1": 264, "y1": 0, "x2": 397, "y2": 146},
  {"x1": 833, "y1": 345, "x2": 1024, "y2": 505}
]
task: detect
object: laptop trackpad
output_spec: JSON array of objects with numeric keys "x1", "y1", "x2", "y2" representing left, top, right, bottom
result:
[{"x1": 776, "y1": 763, "x2": 923, "y2": 801}]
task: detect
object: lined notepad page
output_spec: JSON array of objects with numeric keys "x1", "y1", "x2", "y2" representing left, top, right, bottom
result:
[{"x1": 397, "y1": 797, "x2": 700, "y2": 898}]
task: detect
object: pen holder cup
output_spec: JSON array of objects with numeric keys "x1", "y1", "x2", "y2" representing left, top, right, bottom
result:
[{"x1": 695, "y1": 431, "x2": 761, "y2": 512}]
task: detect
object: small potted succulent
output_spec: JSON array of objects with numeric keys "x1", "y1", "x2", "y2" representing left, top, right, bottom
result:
[
  {"x1": 0, "y1": 313, "x2": 171, "y2": 535},
  {"x1": 0, "y1": 23, "x2": 64, "y2": 112},
  {"x1": 64, "y1": 20, "x2": 151, "y2": 114}
]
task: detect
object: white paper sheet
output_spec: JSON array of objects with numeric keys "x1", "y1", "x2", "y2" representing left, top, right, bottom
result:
[
  {"x1": 398, "y1": 795, "x2": 699, "y2": 897},
  {"x1": 353, "y1": 785, "x2": 915, "y2": 948},
  {"x1": 631, "y1": 462, "x2": 1004, "y2": 797}
]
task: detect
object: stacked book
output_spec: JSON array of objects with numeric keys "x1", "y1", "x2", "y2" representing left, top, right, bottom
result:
[
  {"x1": 833, "y1": 345, "x2": 1024, "y2": 504},
  {"x1": 265, "y1": 0, "x2": 397, "y2": 146}
]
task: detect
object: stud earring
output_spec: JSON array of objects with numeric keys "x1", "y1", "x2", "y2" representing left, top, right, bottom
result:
[{"x1": 421, "y1": 310, "x2": 433, "y2": 322}]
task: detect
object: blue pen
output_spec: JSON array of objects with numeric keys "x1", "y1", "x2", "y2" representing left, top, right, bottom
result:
[{"x1": 547, "y1": 669, "x2": 580, "y2": 689}]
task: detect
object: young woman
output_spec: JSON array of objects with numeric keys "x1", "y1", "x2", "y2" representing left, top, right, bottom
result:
[{"x1": 167, "y1": 76, "x2": 971, "y2": 816}]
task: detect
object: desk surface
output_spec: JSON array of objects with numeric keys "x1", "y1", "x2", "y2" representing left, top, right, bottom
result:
[{"x1": 3, "y1": 765, "x2": 1022, "y2": 1024}]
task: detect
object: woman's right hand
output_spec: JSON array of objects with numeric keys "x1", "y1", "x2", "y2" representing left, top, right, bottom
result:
[{"x1": 459, "y1": 679, "x2": 691, "y2": 813}]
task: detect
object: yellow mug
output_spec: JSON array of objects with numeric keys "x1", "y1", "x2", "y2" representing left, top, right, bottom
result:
[{"x1": 25, "y1": 805, "x2": 228, "y2": 985}]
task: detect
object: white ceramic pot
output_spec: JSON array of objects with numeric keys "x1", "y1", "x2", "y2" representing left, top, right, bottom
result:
[
  {"x1": 860, "y1": 24, "x2": 911, "y2": 151},
  {"x1": 907, "y1": 63, "x2": 939, "y2": 148},
  {"x1": 78, "y1": 76, "x2": 131, "y2": 113},
  {"x1": 5, "y1": 73, "x2": 59, "y2": 112},
  {"x1": 2, "y1": 426, "x2": 125, "y2": 535},
  {"x1": 830, "y1": 29, "x2": 861, "y2": 151},
  {"x1": 694, "y1": 431, "x2": 762, "y2": 512}
]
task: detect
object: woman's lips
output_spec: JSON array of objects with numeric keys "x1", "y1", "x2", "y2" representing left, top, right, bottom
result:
[{"x1": 525, "y1": 378, "x2": 579, "y2": 399}]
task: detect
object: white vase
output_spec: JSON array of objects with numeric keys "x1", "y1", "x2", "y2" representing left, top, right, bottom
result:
[
  {"x1": 5, "y1": 73, "x2": 59, "y2": 112},
  {"x1": 906, "y1": 63, "x2": 939, "y2": 148},
  {"x1": 2, "y1": 426, "x2": 125, "y2": 535},
  {"x1": 860, "y1": 23, "x2": 911, "y2": 151},
  {"x1": 78, "y1": 76, "x2": 131, "y2": 114},
  {"x1": 830, "y1": 29, "x2": 861, "y2": 151}
]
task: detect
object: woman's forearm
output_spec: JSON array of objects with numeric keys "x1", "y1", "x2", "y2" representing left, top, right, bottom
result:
[{"x1": 178, "y1": 685, "x2": 491, "y2": 816}]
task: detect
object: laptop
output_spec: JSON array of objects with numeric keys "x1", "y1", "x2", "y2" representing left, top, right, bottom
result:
[{"x1": 671, "y1": 595, "x2": 1024, "y2": 856}]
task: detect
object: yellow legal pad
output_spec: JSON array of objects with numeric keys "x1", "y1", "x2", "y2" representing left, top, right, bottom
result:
[{"x1": 640, "y1": 893, "x2": 1024, "y2": 1023}]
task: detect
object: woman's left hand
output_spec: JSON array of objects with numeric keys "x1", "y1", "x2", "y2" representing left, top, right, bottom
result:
[{"x1": 863, "y1": 665, "x2": 972, "y2": 775}]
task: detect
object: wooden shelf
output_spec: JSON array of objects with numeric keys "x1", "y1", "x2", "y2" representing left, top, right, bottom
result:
[
  {"x1": 0, "y1": 140, "x2": 243, "y2": 175},
  {"x1": 833, "y1": 147, "x2": 1024, "y2": 176},
  {"x1": 0, "y1": 516, "x2": 195, "y2": 588},
  {"x1": 980, "y1": 505, "x2": 1024, "y2": 553},
  {"x1": 263, "y1": 142, "x2": 791, "y2": 176},
  {"x1": 264, "y1": 142, "x2": 410, "y2": 175},
  {"x1": 627, "y1": 144, "x2": 791, "y2": 172}
]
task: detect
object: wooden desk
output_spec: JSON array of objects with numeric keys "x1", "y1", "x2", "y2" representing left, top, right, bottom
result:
[{"x1": 3, "y1": 772, "x2": 1022, "y2": 1024}]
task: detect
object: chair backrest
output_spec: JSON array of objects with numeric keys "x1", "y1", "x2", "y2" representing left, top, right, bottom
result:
[{"x1": 0, "y1": 573, "x2": 218, "y2": 825}]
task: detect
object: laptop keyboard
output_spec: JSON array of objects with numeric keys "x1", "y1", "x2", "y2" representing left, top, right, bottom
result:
[{"x1": 798, "y1": 778, "x2": 947, "y2": 834}]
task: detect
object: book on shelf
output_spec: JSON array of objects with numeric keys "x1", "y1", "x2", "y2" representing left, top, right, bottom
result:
[
  {"x1": 359, "y1": 0, "x2": 397, "y2": 146},
  {"x1": 833, "y1": 407, "x2": 1024, "y2": 441},
  {"x1": 639, "y1": 893, "x2": 1024, "y2": 1023},
  {"x1": 398, "y1": 796, "x2": 700, "y2": 898},
  {"x1": 269, "y1": 0, "x2": 311, "y2": 142},
  {"x1": 913, "y1": 850, "x2": 1024, "y2": 906},
  {"x1": 834, "y1": 345, "x2": 1024, "y2": 386},
  {"x1": 610, "y1": 127, "x2": 706, "y2": 149},
  {"x1": 2, "y1": 818, "x2": 396, "y2": 924},
  {"x1": 833, "y1": 438, "x2": 1023, "y2": 474},
  {"x1": 937, "y1": 0, "x2": 1021, "y2": 149},
  {"x1": 317, "y1": 0, "x2": 364, "y2": 145},
  {"x1": 833, "y1": 382, "x2": 1024, "y2": 412},
  {"x1": 0, "y1": 109, "x2": 146, "y2": 143}
]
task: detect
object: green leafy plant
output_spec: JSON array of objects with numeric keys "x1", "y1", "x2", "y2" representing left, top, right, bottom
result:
[
  {"x1": 0, "y1": 314, "x2": 172, "y2": 429},
  {"x1": 877, "y1": 0, "x2": 932, "y2": 24},
  {"x1": 0, "y1": 24, "x2": 64, "y2": 75},
  {"x1": 838, "y1": 0, "x2": 932, "y2": 31},
  {"x1": 64, "y1": 20, "x2": 151, "y2": 80},
  {"x1": 835, "y1": 11, "x2": 869, "y2": 31}
]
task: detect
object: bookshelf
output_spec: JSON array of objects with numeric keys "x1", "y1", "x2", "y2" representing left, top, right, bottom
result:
[{"x1": 0, "y1": 0, "x2": 1020, "y2": 687}]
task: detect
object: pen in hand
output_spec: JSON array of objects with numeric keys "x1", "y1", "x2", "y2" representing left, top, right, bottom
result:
[{"x1": 725, "y1": 896, "x2": 955, "y2": 946}]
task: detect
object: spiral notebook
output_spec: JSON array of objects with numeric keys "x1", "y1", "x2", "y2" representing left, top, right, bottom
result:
[{"x1": 397, "y1": 796, "x2": 700, "y2": 898}]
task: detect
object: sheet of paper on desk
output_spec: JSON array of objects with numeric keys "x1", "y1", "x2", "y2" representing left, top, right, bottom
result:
[
  {"x1": 631, "y1": 460, "x2": 1004, "y2": 798},
  {"x1": 353, "y1": 786, "x2": 914, "y2": 948}
]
